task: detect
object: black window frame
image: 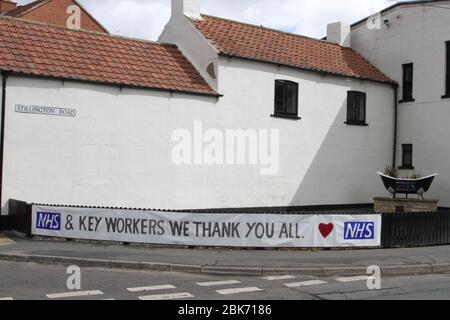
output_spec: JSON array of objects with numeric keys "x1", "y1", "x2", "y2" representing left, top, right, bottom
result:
[
  {"x1": 400, "y1": 63, "x2": 415, "y2": 103},
  {"x1": 272, "y1": 80, "x2": 300, "y2": 120},
  {"x1": 443, "y1": 41, "x2": 450, "y2": 99},
  {"x1": 345, "y1": 91, "x2": 368, "y2": 126},
  {"x1": 400, "y1": 144, "x2": 414, "y2": 170}
]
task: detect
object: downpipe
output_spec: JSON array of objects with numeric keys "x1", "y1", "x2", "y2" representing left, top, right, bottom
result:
[
  {"x1": 393, "y1": 84, "x2": 399, "y2": 168},
  {"x1": 0, "y1": 71, "x2": 7, "y2": 230}
]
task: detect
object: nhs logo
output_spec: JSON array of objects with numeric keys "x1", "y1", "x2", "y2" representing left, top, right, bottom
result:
[
  {"x1": 344, "y1": 222, "x2": 375, "y2": 240},
  {"x1": 36, "y1": 212, "x2": 61, "y2": 231}
]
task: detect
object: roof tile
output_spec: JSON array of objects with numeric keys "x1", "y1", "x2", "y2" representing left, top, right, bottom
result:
[
  {"x1": 192, "y1": 15, "x2": 395, "y2": 84},
  {"x1": 0, "y1": 17, "x2": 217, "y2": 96}
]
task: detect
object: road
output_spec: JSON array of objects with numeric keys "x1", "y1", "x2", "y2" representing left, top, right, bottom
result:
[{"x1": 1, "y1": 261, "x2": 450, "y2": 300}]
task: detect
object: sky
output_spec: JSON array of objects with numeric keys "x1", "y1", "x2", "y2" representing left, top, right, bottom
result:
[{"x1": 14, "y1": 0, "x2": 402, "y2": 40}]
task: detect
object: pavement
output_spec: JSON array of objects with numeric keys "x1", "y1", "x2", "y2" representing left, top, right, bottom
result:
[
  {"x1": 0, "y1": 233, "x2": 15, "y2": 247},
  {"x1": 0, "y1": 232, "x2": 450, "y2": 276}
]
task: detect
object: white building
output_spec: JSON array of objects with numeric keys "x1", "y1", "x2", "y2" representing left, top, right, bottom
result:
[
  {"x1": 351, "y1": 0, "x2": 450, "y2": 206},
  {"x1": 7, "y1": 0, "x2": 445, "y2": 226}
]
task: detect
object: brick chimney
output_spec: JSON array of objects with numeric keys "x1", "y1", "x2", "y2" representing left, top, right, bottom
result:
[
  {"x1": 172, "y1": 0, "x2": 202, "y2": 20},
  {"x1": 327, "y1": 22, "x2": 351, "y2": 47},
  {"x1": 0, "y1": 0, "x2": 17, "y2": 14}
]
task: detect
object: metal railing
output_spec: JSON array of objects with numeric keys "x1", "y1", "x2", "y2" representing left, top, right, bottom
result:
[{"x1": 381, "y1": 210, "x2": 450, "y2": 248}]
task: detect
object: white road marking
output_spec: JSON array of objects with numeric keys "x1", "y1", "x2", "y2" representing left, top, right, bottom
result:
[
  {"x1": 335, "y1": 276, "x2": 371, "y2": 283},
  {"x1": 285, "y1": 280, "x2": 327, "y2": 288},
  {"x1": 196, "y1": 280, "x2": 241, "y2": 287},
  {"x1": 0, "y1": 297, "x2": 14, "y2": 300},
  {"x1": 262, "y1": 275, "x2": 296, "y2": 281},
  {"x1": 46, "y1": 290, "x2": 104, "y2": 299},
  {"x1": 127, "y1": 285, "x2": 176, "y2": 292},
  {"x1": 139, "y1": 292, "x2": 194, "y2": 300},
  {"x1": 216, "y1": 287, "x2": 264, "y2": 295}
]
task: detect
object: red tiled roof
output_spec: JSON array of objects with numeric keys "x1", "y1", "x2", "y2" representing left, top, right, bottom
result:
[
  {"x1": 192, "y1": 15, "x2": 395, "y2": 85},
  {"x1": 0, "y1": 17, "x2": 217, "y2": 96}
]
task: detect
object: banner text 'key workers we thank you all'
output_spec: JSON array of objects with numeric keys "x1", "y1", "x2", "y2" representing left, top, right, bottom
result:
[{"x1": 31, "y1": 206, "x2": 382, "y2": 248}]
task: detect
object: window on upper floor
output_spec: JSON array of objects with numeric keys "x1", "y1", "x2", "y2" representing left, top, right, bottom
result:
[
  {"x1": 444, "y1": 41, "x2": 450, "y2": 99},
  {"x1": 400, "y1": 144, "x2": 414, "y2": 169},
  {"x1": 401, "y1": 63, "x2": 414, "y2": 102},
  {"x1": 273, "y1": 80, "x2": 300, "y2": 119},
  {"x1": 346, "y1": 91, "x2": 367, "y2": 126}
]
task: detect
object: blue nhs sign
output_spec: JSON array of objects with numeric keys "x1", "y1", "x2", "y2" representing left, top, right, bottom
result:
[
  {"x1": 344, "y1": 222, "x2": 375, "y2": 240},
  {"x1": 36, "y1": 212, "x2": 61, "y2": 231}
]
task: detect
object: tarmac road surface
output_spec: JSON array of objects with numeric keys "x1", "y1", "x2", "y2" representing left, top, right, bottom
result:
[{"x1": 1, "y1": 261, "x2": 450, "y2": 300}]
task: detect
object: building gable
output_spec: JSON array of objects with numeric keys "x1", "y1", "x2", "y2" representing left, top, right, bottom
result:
[{"x1": 2, "y1": 0, "x2": 108, "y2": 33}]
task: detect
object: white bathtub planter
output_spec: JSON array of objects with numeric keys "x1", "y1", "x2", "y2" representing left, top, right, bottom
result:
[
  {"x1": 377, "y1": 172, "x2": 437, "y2": 199},
  {"x1": 375, "y1": 172, "x2": 439, "y2": 213}
]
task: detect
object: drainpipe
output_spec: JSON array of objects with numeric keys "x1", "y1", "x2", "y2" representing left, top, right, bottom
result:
[
  {"x1": 393, "y1": 84, "x2": 399, "y2": 168},
  {"x1": 0, "y1": 71, "x2": 7, "y2": 230}
]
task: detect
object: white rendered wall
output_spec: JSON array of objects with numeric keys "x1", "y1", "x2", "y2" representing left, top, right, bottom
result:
[
  {"x1": 1, "y1": 63, "x2": 394, "y2": 213},
  {"x1": 352, "y1": 3, "x2": 450, "y2": 206},
  {"x1": 216, "y1": 57, "x2": 394, "y2": 207}
]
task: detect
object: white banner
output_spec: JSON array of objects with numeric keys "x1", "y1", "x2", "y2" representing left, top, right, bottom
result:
[{"x1": 31, "y1": 206, "x2": 381, "y2": 248}]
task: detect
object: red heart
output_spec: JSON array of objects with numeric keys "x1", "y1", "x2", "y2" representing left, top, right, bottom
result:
[{"x1": 319, "y1": 223, "x2": 334, "y2": 238}]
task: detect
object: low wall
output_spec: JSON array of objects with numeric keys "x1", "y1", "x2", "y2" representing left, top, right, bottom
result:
[
  {"x1": 7, "y1": 199, "x2": 450, "y2": 249},
  {"x1": 374, "y1": 197, "x2": 439, "y2": 213}
]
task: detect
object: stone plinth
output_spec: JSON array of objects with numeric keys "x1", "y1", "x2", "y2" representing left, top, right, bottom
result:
[{"x1": 374, "y1": 197, "x2": 439, "y2": 213}]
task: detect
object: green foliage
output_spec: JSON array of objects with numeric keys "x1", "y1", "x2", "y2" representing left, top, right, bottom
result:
[
  {"x1": 408, "y1": 171, "x2": 422, "y2": 179},
  {"x1": 384, "y1": 166, "x2": 399, "y2": 178},
  {"x1": 383, "y1": 166, "x2": 423, "y2": 179}
]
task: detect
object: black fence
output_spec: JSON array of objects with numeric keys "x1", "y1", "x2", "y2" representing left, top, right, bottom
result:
[
  {"x1": 8, "y1": 199, "x2": 32, "y2": 236},
  {"x1": 6, "y1": 199, "x2": 450, "y2": 248},
  {"x1": 381, "y1": 210, "x2": 450, "y2": 248}
]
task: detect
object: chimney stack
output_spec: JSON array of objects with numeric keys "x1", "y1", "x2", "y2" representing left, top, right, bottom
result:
[
  {"x1": 327, "y1": 22, "x2": 351, "y2": 47},
  {"x1": 0, "y1": 0, "x2": 17, "y2": 14},
  {"x1": 172, "y1": 0, "x2": 202, "y2": 20}
]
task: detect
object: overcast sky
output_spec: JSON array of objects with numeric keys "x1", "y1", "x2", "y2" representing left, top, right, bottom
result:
[{"x1": 15, "y1": 0, "x2": 400, "y2": 40}]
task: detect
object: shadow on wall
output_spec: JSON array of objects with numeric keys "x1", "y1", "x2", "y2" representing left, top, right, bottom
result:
[{"x1": 288, "y1": 100, "x2": 391, "y2": 207}]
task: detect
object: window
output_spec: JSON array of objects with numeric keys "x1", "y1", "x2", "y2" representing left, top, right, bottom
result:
[
  {"x1": 401, "y1": 63, "x2": 414, "y2": 102},
  {"x1": 273, "y1": 80, "x2": 299, "y2": 119},
  {"x1": 401, "y1": 144, "x2": 414, "y2": 169},
  {"x1": 444, "y1": 41, "x2": 450, "y2": 98},
  {"x1": 346, "y1": 91, "x2": 367, "y2": 126}
]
